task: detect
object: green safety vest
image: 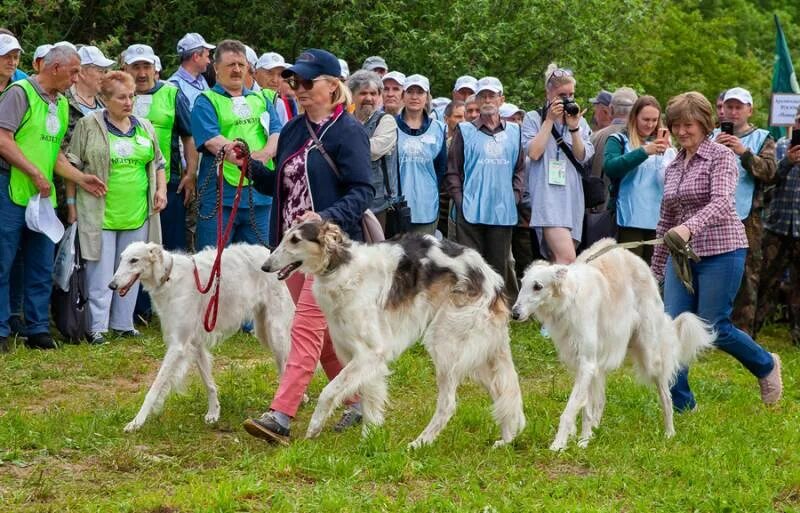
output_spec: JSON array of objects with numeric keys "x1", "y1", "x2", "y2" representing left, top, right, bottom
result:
[
  {"x1": 8, "y1": 79, "x2": 69, "y2": 207},
  {"x1": 202, "y1": 89, "x2": 271, "y2": 187},
  {"x1": 262, "y1": 88, "x2": 278, "y2": 104},
  {"x1": 133, "y1": 83, "x2": 178, "y2": 181},
  {"x1": 103, "y1": 125, "x2": 154, "y2": 230}
]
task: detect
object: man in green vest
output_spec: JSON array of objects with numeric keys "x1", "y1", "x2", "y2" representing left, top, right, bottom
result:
[
  {"x1": 123, "y1": 43, "x2": 197, "y2": 252},
  {"x1": 0, "y1": 45, "x2": 106, "y2": 351},
  {"x1": 191, "y1": 39, "x2": 281, "y2": 251}
]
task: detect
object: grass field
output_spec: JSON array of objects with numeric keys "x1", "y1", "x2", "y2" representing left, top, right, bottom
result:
[{"x1": 1, "y1": 320, "x2": 798, "y2": 512}]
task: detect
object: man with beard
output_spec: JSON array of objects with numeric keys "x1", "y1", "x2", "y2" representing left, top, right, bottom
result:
[
  {"x1": 445, "y1": 77, "x2": 525, "y2": 296},
  {"x1": 348, "y1": 69, "x2": 398, "y2": 229}
]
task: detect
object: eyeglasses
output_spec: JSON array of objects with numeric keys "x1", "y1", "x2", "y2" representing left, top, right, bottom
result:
[
  {"x1": 547, "y1": 68, "x2": 573, "y2": 84},
  {"x1": 286, "y1": 75, "x2": 323, "y2": 91}
]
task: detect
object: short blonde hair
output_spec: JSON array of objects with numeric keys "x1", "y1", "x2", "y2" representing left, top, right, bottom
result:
[
  {"x1": 665, "y1": 92, "x2": 714, "y2": 136},
  {"x1": 544, "y1": 62, "x2": 575, "y2": 92},
  {"x1": 99, "y1": 70, "x2": 134, "y2": 99}
]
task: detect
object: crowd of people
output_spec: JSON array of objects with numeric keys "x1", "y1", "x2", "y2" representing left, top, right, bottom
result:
[{"x1": 0, "y1": 29, "x2": 798, "y2": 443}]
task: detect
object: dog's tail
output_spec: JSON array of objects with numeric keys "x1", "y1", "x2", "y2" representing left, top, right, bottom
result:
[{"x1": 672, "y1": 312, "x2": 716, "y2": 367}]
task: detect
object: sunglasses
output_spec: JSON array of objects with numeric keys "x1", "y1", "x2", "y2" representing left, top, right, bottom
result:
[
  {"x1": 286, "y1": 75, "x2": 323, "y2": 91},
  {"x1": 547, "y1": 68, "x2": 574, "y2": 83}
]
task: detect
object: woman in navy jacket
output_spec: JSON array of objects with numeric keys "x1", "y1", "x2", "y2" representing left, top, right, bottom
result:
[{"x1": 240, "y1": 49, "x2": 373, "y2": 445}]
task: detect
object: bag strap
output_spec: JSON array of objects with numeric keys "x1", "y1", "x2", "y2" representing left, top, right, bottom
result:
[
  {"x1": 305, "y1": 116, "x2": 340, "y2": 179},
  {"x1": 550, "y1": 124, "x2": 588, "y2": 178}
]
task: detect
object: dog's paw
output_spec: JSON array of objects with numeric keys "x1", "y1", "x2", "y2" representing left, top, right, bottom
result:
[
  {"x1": 407, "y1": 437, "x2": 431, "y2": 450},
  {"x1": 124, "y1": 420, "x2": 143, "y2": 433},
  {"x1": 492, "y1": 439, "x2": 510, "y2": 449},
  {"x1": 577, "y1": 437, "x2": 591, "y2": 449},
  {"x1": 305, "y1": 422, "x2": 323, "y2": 439},
  {"x1": 664, "y1": 427, "x2": 676, "y2": 439},
  {"x1": 549, "y1": 439, "x2": 567, "y2": 452},
  {"x1": 204, "y1": 411, "x2": 220, "y2": 424}
]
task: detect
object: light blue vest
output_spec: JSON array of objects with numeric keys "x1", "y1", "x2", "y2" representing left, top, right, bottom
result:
[
  {"x1": 168, "y1": 71, "x2": 208, "y2": 110},
  {"x1": 614, "y1": 133, "x2": 674, "y2": 230},
  {"x1": 711, "y1": 127, "x2": 770, "y2": 219},
  {"x1": 397, "y1": 119, "x2": 446, "y2": 223},
  {"x1": 460, "y1": 121, "x2": 520, "y2": 226}
]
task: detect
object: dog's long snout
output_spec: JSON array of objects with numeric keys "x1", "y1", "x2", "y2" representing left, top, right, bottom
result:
[
  {"x1": 108, "y1": 280, "x2": 118, "y2": 290},
  {"x1": 261, "y1": 258, "x2": 273, "y2": 273},
  {"x1": 511, "y1": 307, "x2": 521, "y2": 321}
]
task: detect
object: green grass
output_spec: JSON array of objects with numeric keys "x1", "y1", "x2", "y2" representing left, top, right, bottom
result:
[{"x1": 1, "y1": 321, "x2": 799, "y2": 512}]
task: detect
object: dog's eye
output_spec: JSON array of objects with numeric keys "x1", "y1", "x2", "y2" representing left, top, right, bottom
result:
[
  {"x1": 129, "y1": 258, "x2": 139, "y2": 264},
  {"x1": 533, "y1": 282, "x2": 543, "y2": 291},
  {"x1": 290, "y1": 235, "x2": 300, "y2": 244}
]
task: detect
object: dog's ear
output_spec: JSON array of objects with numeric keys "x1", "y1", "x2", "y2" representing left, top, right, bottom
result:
[
  {"x1": 147, "y1": 244, "x2": 162, "y2": 262},
  {"x1": 320, "y1": 221, "x2": 345, "y2": 246},
  {"x1": 554, "y1": 267, "x2": 568, "y2": 281}
]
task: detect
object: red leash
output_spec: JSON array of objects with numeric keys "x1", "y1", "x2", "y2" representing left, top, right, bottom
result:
[{"x1": 193, "y1": 142, "x2": 250, "y2": 332}]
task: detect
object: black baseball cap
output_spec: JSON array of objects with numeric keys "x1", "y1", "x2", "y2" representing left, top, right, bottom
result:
[{"x1": 282, "y1": 49, "x2": 341, "y2": 80}]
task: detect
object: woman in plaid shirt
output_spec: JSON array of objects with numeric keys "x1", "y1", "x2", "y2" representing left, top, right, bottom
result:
[{"x1": 652, "y1": 92, "x2": 782, "y2": 412}]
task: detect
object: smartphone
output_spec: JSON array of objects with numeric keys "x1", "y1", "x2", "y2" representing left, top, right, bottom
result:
[
  {"x1": 720, "y1": 121, "x2": 734, "y2": 135},
  {"x1": 791, "y1": 129, "x2": 800, "y2": 148},
  {"x1": 658, "y1": 128, "x2": 669, "y2": 140}
]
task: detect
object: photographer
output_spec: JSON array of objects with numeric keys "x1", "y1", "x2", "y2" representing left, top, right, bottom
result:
[
  {"x1": 522, "y1": 63, "x2": 594, "y2": 264},
  {"x1": 712, "y1": 87, "x2": 777, "y2": 336}
]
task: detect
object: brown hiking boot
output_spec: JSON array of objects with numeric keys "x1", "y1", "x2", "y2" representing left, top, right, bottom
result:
[
  {"x1": 758, "y1": 353, "x2": 783, "y2": 405},
  {"x1": 243, "y1": 412, "x2": 290, "y2": 446}
]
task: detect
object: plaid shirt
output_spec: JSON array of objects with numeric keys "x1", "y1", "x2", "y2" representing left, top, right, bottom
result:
[
  {"x1": 651, "y1": 139, "x2": 748, "y2": 280},
  {"x1": 765, "y1": 158, "x2": 800, "y2": 238}
]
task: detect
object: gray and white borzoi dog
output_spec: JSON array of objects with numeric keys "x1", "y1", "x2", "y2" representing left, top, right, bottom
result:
[
  {"x1": 261, "y1": 220, "x2": 526, "y2": 448},
  {"x1": 111, "y1": 242, "x2": 295, "y2": 432},
  {"x1": 512, "y1": 238, "x2": 715, "y2": 451}
]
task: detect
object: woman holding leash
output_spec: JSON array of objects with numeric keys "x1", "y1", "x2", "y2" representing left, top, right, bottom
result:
[
  {"x1": 236, "y1": 49, "x2": 374, "y2": 445},
  {"x1": 603, "y1": 95, "x2": 676, "y2": 264},
  {"x1": 68, "y1": 71, "x2": 167, "y2": 345},
  {"x1": 651, "y1": 91, "x2": 782, "y2": 412}
]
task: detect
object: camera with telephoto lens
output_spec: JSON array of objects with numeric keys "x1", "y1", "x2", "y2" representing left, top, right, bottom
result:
[{"x1": 561, "y1": 96, "x2": 580, "y2": 116}]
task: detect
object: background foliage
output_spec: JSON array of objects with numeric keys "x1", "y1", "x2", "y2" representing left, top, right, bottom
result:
[{"x1": 2, "y1": 0, "x2": 798, "y2": 124}]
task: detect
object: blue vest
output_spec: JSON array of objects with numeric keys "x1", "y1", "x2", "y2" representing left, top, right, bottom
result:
[
  {"x1": 460, "y1": 121, "x2": 520, "y2": 226},
  {"x1": 397, "y1": 119, "x2": 446, "y2": 223},
  {"x1": 614, "y1": 133, "x2": 674, "y2": 230},
  {"x1": 168, "y1": 71, "x2": 208, "y2": 110},
  {"x1": 711, "y1": 127, "x2": 770, "y2": 219}
]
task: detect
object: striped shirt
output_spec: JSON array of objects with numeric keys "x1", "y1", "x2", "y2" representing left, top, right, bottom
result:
[{"x1": 651, "y1": 138, "x2": 748, "y2": 281}]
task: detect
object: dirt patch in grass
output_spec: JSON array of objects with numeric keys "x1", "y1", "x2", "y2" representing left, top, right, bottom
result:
[
  {"x1": 538, "y1": 460, "x2": 594, "y2": 479},
  {"x1": 22, "y1": 375, "x2": 153, "y2": 414}
]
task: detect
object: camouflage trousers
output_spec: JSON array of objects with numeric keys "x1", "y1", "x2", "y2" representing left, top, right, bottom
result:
[
  {"x1": 754, "y1": 229, "x2": 800, "y2": 346},
  {"x1": 731, "y1": 211, "x2": 763, "y2": 336}
]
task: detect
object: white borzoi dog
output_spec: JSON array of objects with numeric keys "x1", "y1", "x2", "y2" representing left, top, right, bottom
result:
[
  {"x1": 110, "y1": 242, "x2": 295, "y2": 432},
  {"x1": 261, "y1": 220, "x2": 526, "y2": 448},
  {"x1": 511, "y1": 238, "x2": 715, "y2": 451}
]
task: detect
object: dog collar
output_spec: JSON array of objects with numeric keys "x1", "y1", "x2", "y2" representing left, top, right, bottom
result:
[{"x1": 160, "y1": 253, "x2": 174, "y2": 286}]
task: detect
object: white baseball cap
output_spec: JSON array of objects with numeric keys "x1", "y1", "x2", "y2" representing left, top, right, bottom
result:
[
  {"x1": 177, "y1": 33, "x2": 215, "y2": 54},
  {"x1": 723, "y1": 87, "x2": 753, "y2": 106},
  {"x1": 78, "y1": 45, "x2": 115, "y2": 68},
  {"x1": 53, "y1": 41, "x2": 77, "y2": 51},
  {"x1": 153, "y1": 55, "x2": 162, "y2": 73},
  {"x1": 338, "y1": 59, "x2": 350, "y2": 79},
  {"x1": 476, "y1": 76, "x2": 503, "y2": 95},
  {"x1": 432, "y1": 97, "x2": 450, "y2": 110},
  {"x1": 453, "y1": 75, "x2": 478, "y2": 93},
  {"x1": 382, "y1": 71, "x2": 406, "y2": 87},
  {"x1": 33, "y1": 44, "x2": 53, "y2": 63},
  {"x1": 25, "y1": 194, "x2": 65, "y2": 244},
  {"x1": 244, "y1": 45, "x2": 258, "y2": 68},
  {"x1": 124, "y1": 44, "x2": 157, "y2": 65},
  {"x1": 499, "y1": 103, "x2": 524, "y2": 118},
  {"x1": 362, "y1": 55, "x2": 388, "y2": 72},
  {"x1": 0, "y1": 34, "x2": 23, "y2": 56},
  {"x1": 403, "y1": 74, "x2": 430, "y2": 92},
  {"x1": 256, "y1": 52, "x2": 287, "y2": 71}
]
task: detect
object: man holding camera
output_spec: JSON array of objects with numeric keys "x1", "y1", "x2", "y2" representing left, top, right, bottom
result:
[
  {"x1": 445, "y1": 77, "x2": 525, "y2": 297},
  {"x1": 755, "y1": 107, "x2": 800, "y2": 346},
  {"x1": 713, "y1": 87, "x2": 777, "y2": 336}
]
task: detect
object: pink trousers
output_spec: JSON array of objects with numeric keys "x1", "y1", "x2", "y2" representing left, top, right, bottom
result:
[{"x1": 269, "y1": 273, "x2": 354, "y2": 417}]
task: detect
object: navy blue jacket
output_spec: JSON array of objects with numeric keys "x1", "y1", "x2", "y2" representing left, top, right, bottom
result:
[{"x1": 250, "y1": 110, "x2": 374, "y2": 246}]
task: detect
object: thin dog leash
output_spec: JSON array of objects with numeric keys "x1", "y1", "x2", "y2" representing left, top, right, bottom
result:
[{"x1": 581, "y1": 234, "x2": 700, "y2": 294}]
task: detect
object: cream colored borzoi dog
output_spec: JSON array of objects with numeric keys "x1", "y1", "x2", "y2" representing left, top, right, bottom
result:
[
  {"x1": 111, "y1": 242, "x2": 295, "y2": 432},
  {"x1": 261, "y1": 220, "x2": 526, "y2": 448},
  {"x1": 512, "y1": 238, "x2": 715, "y2": 451}
]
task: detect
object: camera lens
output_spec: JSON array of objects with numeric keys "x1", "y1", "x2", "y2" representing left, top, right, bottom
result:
[{"x1": 564, "y1": 102, "x2": 579, "y2": 116}]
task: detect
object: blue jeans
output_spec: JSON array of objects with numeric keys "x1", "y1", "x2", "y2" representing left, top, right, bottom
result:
[
  {"x1": 663, "y1": 248, "x2": 775, "y2": 411},
  {"x1": 196, "y1": 202, "x2": 271, "y2": 250},
  {"x1": 135, "y1": 180, "x2": 188, "y2": 318},
  {"x1": 0, "y1": 173, "x2": 56, "y2": 337}
]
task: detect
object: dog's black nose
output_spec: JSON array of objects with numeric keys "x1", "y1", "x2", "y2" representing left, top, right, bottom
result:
[
  {"x1": 510, "y1": 309, "x2": 520, "y2": 321},
  {"x1": 261, "y1": 263, "x2": 271, "y2": 273},
  {"x1": 108, "y1": 282, "x2": 117, "y2": 290}
]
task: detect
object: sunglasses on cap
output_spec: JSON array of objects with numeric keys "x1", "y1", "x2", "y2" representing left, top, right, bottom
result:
[
  {"x1": 286, "y1": 75, "x2": 324, "y2": 91},
  {"x1": 547, "y1": 68, "x2": 573, "y2": 83}
]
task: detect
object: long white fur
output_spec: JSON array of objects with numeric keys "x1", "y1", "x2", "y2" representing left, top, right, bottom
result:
[
  {"x1": 512, "y1": 238, "x2": 715, "y2": 451},
  {"x1": 263, "y1": 223, "x2": 526, "y2": 448},
  {"x1": 111, "y1": 242, "x2": 295, "y2": 432}
]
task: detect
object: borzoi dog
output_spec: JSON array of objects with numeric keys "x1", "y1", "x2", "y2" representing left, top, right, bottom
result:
[
  {"x1": 511, "y1": 238, "x2": 714, "y2": 451},
  {"x1": 111, "y1": 242, "x2": 295, "y2": 432},
  {"x1": 261, "y1": 220, "x2": 526, "y2": 448}
]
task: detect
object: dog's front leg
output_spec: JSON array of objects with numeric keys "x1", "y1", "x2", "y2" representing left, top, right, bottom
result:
[
  {"x1": 578, "y1": 372, "x2": 606, "y2": 448},
  {"x1": 551, "y1": 360, "x2": 595, "y2": 451},
  {"x1": 409, "y1": 367, "x2": 463, "y2": 449},
  {"x1": 124, "y1": 346, "x2": 185, "y2": 432},
  {"x1": 194, "y1": 345, "x2": 220, "y2": 424}
]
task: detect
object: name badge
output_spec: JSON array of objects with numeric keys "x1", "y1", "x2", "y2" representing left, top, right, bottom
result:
[
  {"x1": 548, "y1": 160, "x2": 567, "y2": 186},
  {"x1": 420, "y1": 135, "x2": 436, "y2": 145},
  {"x1": 134, "y1": 95, "x2": 153, "y2": 117},
  {"x1": 135, "y1": 135, "x2": 151, "y2": 147}
]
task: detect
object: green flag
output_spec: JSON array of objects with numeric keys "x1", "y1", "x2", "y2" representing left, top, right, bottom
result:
[{"x1": 770, "y1": 14, "x2": 799, "y2": 139}]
